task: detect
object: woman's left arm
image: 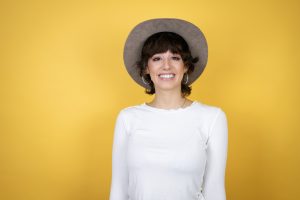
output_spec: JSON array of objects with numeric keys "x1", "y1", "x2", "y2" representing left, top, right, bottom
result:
[{"x1": 202, "y1": 108, "x2": 228, "y2": 200}]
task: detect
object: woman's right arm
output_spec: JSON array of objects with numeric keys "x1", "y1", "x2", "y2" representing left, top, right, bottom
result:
[{"x1": 109, "y1": 111, "x2": 129, "y2": 200}]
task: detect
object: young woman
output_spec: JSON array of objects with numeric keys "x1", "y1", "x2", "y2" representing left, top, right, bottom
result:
[{"x1": 110, "y1": 18, "x2": 228, "y2": 200}]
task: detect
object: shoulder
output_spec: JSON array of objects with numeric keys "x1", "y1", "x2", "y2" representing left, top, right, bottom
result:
[
  {"x1": 195, "y1": 101, "x2": 228, "y2": 140},
  {"x1": 193, "y1": 101, "x2": 228, "y2": 131},
  {"x1": 194, "y1": 100, "x2": 226, "y2": 117},
  {"x1": 114, "y1": 104, "x2": 146, "y2": 132},
  {"x1": 118, "y1": 103, "x2": 143, "y2": 116},
  {"x1": 115, "y1": 103, "x2": 145, "y2": 123}
]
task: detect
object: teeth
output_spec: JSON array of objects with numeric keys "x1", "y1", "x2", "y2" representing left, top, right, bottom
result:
[{"x1": 159, "y1": 74, "x2": 175, "y2": 78}]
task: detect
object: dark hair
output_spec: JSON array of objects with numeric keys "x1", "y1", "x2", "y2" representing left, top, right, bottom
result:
[{"x1": 136, "y1": 32, "x2": 199, "y2": 97}]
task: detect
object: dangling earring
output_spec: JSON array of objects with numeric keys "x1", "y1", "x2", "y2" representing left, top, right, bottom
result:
[
  {"x1": 142, "y1": 75, "x2": 150, "y2": 85},
  {"x1": 183, "y1": 73, "x2": 189, "y2": 85}
]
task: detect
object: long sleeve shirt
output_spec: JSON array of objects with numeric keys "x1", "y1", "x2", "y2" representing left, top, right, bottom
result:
[{"x1": 109, "y1": 100, "x2": 228, "y2": 200}]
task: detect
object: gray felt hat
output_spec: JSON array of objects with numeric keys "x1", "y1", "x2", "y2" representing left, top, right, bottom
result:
[{"x1": 123, "y1": 18, "x2": 208, "y2": 89}]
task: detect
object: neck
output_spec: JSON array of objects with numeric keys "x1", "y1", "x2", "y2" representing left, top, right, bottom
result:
[{"x1": 150, "y1": 89, "x2": 186, "y2": 109}]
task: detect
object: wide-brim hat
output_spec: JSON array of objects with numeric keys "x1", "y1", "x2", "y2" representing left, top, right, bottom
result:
[{"x1": 123, "y1": 18, "x2": 208, "y2": 89}]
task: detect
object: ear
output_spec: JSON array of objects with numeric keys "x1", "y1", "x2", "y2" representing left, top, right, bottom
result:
[
  {"x1": 145, "y1": 66, "x2": 149, "y2": 74},
  {"x1": 184, "y1": 66, "x2": 188, "y2": 73}
]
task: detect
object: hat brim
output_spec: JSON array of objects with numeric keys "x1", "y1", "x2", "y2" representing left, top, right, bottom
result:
[{"x1": 123, "y1": 18, "x2": 208, "y2": 90}]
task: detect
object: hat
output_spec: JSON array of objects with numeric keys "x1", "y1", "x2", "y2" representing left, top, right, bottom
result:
[{"x1": 123, "y1": 18, "x2": 208, "y2": 89}]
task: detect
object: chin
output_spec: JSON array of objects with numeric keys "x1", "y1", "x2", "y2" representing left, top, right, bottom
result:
[{"x1": 154, "y1": 84, "x2": 181, "y2": 91}]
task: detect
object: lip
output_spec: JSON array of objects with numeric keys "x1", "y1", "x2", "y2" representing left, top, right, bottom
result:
[{"x1": 158, "y1": 73, "x2": 176, "y2": 76}]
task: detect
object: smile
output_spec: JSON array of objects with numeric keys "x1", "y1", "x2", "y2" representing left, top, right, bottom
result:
[{"x1": 158, "y1": 73, "x2": 175, "y2": 79}]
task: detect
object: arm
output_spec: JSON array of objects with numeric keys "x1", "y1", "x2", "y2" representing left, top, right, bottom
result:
[
  {"x1": 109, "y1": 111, "x2": 129, "y2": 200},
  {"x1": 202, "y1": 108, "x2": 228, "y2": 200}
]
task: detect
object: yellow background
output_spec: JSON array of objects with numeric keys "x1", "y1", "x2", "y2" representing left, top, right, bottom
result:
[{"x1": 1, "y1": 0, "x2": 299, "y2": 199}]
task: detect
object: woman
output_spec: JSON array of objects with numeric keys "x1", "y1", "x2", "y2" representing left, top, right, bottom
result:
[{"x1": 110, "y1": 18, "x2": 228, "y2": 200}]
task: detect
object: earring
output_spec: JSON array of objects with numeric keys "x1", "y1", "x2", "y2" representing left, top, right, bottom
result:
[
  {"x1": 141, "y1": 75, "x2": 150, "y2": 85},
  {"x1": 183, "y1": 73, "x2": 189, "y2": 85}
]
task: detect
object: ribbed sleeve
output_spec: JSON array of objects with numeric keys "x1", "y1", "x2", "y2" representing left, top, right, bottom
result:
[
  {"x1": 202, "y1": 108, "x2": 228, "y2": 200},
  {"x1": 109, "y1": 111, "x2": 129, "y2": 200}
]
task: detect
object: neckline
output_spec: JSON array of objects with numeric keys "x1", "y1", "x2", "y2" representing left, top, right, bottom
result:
[{"x1": 141, "y1": 100, "x2": 198, "y2": 112}]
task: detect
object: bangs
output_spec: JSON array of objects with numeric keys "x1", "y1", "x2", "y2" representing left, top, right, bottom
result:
[{"x1": 141, "y1": 32, "x2": 190, "y2": 58}]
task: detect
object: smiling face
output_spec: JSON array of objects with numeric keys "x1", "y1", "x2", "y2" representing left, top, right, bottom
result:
[
  {"x1": 136, "y1": 32, "x2": 196, "y2": 96},
  {"x1": 145, "y1": 50, "x2": 188, "y2": 92}
]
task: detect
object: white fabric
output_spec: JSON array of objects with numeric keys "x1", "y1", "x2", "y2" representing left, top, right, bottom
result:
[{"x1": 109, "y1": 100, "x2": 228, "y2": 200}]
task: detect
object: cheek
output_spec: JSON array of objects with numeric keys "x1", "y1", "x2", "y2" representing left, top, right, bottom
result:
[
  {"x1": 147, "y1": 63, "x2": 159, "y2": 74},
  {"x1": 146, "y1": 66, "x2": 156, "y2": 80},
  {"x1": 176, "y1": 64, "x2": 186, "y2": 73}
]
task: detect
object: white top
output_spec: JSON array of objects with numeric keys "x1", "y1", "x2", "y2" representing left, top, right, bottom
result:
[{"x1": 109, "y1": 100, "x2": 228, "y2": 200}]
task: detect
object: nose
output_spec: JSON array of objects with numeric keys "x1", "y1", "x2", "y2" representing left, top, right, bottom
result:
[{"x1": 162, "y1": 58, "x2": 171, "y2": 70}]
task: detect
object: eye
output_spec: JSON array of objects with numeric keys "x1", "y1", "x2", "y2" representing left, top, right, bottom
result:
[
  {"x1": 172, "y1": 56, "x2": 181, "y2": 61},
  {"x1": 152, "y1": 56, "x2": 161, "y2": 61}
]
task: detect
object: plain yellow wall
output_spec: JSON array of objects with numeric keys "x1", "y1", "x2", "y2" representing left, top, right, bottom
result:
[{"x1": 0, "y1": 0, "x2": 299, "y2": 199}]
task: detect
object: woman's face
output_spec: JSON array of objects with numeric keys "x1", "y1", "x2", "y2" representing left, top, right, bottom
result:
[{"x1": 146, "y1": 50, "x2": 188, "y2": 92}]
